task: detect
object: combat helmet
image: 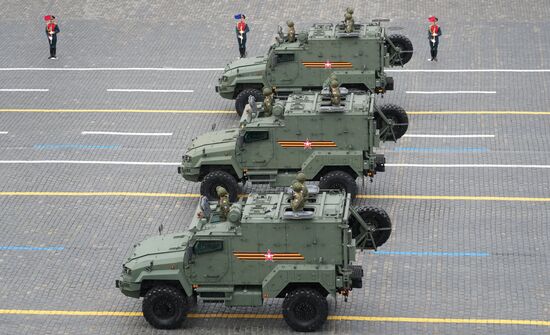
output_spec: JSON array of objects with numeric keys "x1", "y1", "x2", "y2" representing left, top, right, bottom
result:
[
  {"x1": 216, "y1": 186, "x2": 228, "y2": 197},
  {"x1": 296, "y1": 172, "x2": 307, "y2": 183},
  {"x1": 291, "y1": 181, "x2": 304, "y2": 192},
  {"x1": 287, "y1": 20, "x2": 294, "y2": 27},
  {"x1": 263, "y1": 87, "x2": 273, "y2": 96}
]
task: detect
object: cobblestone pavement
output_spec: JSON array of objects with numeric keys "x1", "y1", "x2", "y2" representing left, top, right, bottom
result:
[{"x1": 1, "y1": 1, "x2": 550, "y2": 334}]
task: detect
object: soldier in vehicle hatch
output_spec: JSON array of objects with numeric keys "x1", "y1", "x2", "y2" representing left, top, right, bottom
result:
[
  {"x1": 290, "y1": 182, "x2": 305, "y2": 212},
  {"x1": 286, "y1": 21, "x2": 296, "y2": 42},
  {"x1": 216, "y1": 186, "x2": 231, "y2": 220},
  {"x1": 344, "y1": 8, "x2": 354, "y2": 33},
  {"x1": 262, "y1": 87, "x2": 274, "y2": 116},
  {"x1": 330, "y1": 80, "x2": 341, "y2": 106},
  {"x1": 296, "y1": 172, "x2": 309, "y2": 198}
]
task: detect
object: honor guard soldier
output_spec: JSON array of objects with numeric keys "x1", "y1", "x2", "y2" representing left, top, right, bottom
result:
[
  {"x1": 235, "y1": 14, "x2": 250, "y2": 58},
  {"x1": 286, "y1": 20, "x2": 296, "y2": 42},
  {"x1": 216, "y1": 186, "x2": 231, "y2": 220},
  {"x1": 44, "y1": 15, "x2": 60, "y2": 59},
  {"x1": 428, "y1": 16, "x2": 442, "y2": 62},
  {"x1": 344, "y1": 8, "x2": 354, "y2": 33}
]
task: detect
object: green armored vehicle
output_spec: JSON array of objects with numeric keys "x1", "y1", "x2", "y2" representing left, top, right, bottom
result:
[
  {"x1": 178, "y1": 89, "x2": 407, "y2": 201},
  {"x1": 216, "y1": 9, "x2": 413, "y2": 115},
  {"x1": 117, "y1": 189, "x2": 392, "y2": 331}
]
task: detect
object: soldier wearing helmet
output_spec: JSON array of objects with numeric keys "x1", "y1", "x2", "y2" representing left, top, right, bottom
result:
[
  {"x1": 295, "y1": 172, "x2": 309, "y2": 198},
  {"x1": 344, "y1": 9, "x2": 354, "y2": 33},
  {"x1": 286, "y1": 20, "x2": 296, "y2": 42},
  {"x1": 262, "y1": 87, "x2": 274, "y2": 116},
  {"x1": 216, "y1": 186, "x2": 231, "y2": 220},
  {"x1": 290, "y1": 182, "x2": 305, "y2": 212},
  {"x1": 330, "y1": 80, "x2": 341, "y2": 106}
]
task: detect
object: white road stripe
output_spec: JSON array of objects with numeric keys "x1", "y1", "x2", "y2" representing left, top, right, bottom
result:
[
  {"x1": 107, "y1": 89, "x2": 193, "y2": 93},
  {"x1": 403, "y1": 134, "x2": 495, "y2": 138},
  {"x1": 0, "y1": 160, "x2": 549, "y2": 169},
  {"x1": 0, "y1": 131, "x2": 8, "y2": 134},
  {"x1": 386, "y1": 163, "x2": 550, "y2": 169},
  {"x1": 0, "y1": 160, "x2": 179, "y2": 166},
  {"x1": 0, "y1": 68, "x2": 549, "y2": 73},
  {"x1": 0, "y1": 89, "x2": 49, "y2": 92},
  {"x1": 388, "y1": 69, "x2": 550, "y2": 73},
  {"x1": 406, "y1": 91, "x2": 496, "y2": 94},
  {"x1": 82, "y1": 131, "x2": 172, "y2": 136},
  {"x1": 0, "y1": 68, "x2": 224, "y2": 71}
]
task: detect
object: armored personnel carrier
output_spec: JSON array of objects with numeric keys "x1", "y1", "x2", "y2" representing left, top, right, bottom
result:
[
  {"x1": 178, "y1": 89, "x2": 407, "y2": 201},
  {"x1": 116, "y1": 189, "x2": 392, "y2": 331},
  {"x1": 216, "y1": 10, "x2": 413, "y2": 115}
]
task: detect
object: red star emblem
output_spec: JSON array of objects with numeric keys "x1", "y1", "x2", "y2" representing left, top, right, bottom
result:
[
  {"x1": 303, "y1": 139, "x2": 312, "y2": 149},
  {"x1": 264, "y1": 249, "x2": 274, "y2": 262},
  {"x1": 324, "y1": 60, "x2": 332, "y2": 68}
]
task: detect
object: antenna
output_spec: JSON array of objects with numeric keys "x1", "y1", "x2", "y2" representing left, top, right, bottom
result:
[{"x1": 158, "y1": 223, "x2": 164, "y2": 235}]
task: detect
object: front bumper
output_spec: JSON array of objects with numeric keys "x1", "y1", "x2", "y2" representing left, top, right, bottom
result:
[
  {"x1": 178, "y1": 165, "x2": 200, "y2": 182},
  {"x1": 116, "y1": 279, "x2": 141, "y2": 298}
]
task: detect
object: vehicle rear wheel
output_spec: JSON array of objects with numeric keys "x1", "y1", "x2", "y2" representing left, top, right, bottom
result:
[
  {"x1": 282, "y1": 288, "x2": 328, "y2": 332},
  {"x1": 349, "y1": 206, "x2": 392, "y2": 250},
  {"x1": 235, "y1": 88, "x2": 263, "y2": 116},
  {"x1": 319, "y1": 170, "x2": 358, "y2": 198},
  {"x1": 387, "y1": 34, "x2": 414, "y2": 66},
  {"x1": 142, "y1": 285, "x2": 188, "y2": 329},
  {"x1": 200, "y1": 170, "x2": 240, "y2": 202},
  {"x1": 377, "y1": 104, "x2": 408, "y2": 141}
]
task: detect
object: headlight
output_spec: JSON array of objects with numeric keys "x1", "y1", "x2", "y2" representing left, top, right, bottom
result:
[
  {"x1": 182, "y1": 155, "x2": 191, "y2": 162},
  {"x1": 123, "y1": 265, "x2": 132, "y2": 274},
  {"x1": 222, "y1": 76, "x2": 228, "y2": 82}
]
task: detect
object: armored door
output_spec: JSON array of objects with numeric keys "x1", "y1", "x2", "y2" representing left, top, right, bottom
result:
[
  {"x1": 268, "y1": 52, "x2": 299, "y2": 87},
  {"x1": 189, "y1": 239, "x2": 231, "y2": 284},
  {"x1": 238, "y1": 130, "x2": 274, "y2": 168}
]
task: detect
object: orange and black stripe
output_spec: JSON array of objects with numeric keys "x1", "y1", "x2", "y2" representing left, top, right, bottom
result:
[
  {"x1": 277, "y1": 140, "x2": 337, "y2": 148},
  {"x1": 302, "y1": 61, "x2": 353, "y2": 68},
  {"x1": 233, "y1": 252, "x2": 305, "y2": 261}
]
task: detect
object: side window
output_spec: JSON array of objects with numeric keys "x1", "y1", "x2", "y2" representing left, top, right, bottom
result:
[
  {"x1": 276, "y1": 53, "x2": 295, "y2": 63},
  {"x1": 244, "y1": 131, "x2": 269, "y2": 143},
  {"x1": 193, "y1": 240, "x2": 223, "y2": 255}
]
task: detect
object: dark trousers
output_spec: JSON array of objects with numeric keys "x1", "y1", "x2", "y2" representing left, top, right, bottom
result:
[
  {"x1": 429, "y1": 39, "x2": 439, "y2": 59},
  {"x1": 48, "y1": 36, "x2": 57, "y2": 57},
  {"x1": 237, "y1": 37, "x2": 247, "y2": 57}
]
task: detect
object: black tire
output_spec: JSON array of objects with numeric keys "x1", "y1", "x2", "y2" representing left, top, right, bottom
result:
[
  {"x1": 376, "y1": 104, "x2": 409, "y2": 141},
  {"x1": 142, "y1": 285, "x2": 188, "y2": 329},
  {"x1": 319, "y1": 170, "x2": 358, "y2": 198},
  {"x1": 200, "y1": 170, "x2": 240, "y2": 202},
  {"x1": 235, "y1": 88, "x2": 263, "y2": 116},
  {"x1": 282, "y1": 288, "x2": 328, "y2": 332},
  {"x1": 387, "y1": 34, "x2": 413, "y2": 66},
  {"x1": 349, "y1": 206, "x2": 392, "y2": 250}
]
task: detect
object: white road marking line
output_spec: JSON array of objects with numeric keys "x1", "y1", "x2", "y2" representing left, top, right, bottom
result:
[
  {"x1": 107, "y1": 89, "x2": 193, "y2": 93},
  {"x1": 386, "y1": 163, "x2": 550, "y2": 169},
  {"x1": 0, "y1": 89, "x2": 49, "y2": 92},
  {"x1": 0, "y1": 68, "x2": 224, "y2": 71},
  {"x1": 0, "y1": 161, "x2": 550, "y2": 169},
  {"x1": 82, "y1": 131, "x2": 173, "y2": 136},
  {"x1": 0, "y1": 131, "x2": 8, "y2": 134},
  {"x1": 406, "y1": 91, "x2": 496, "y2": 94},
  {"x1": 388, "y1": 69, "x2": 550, "y2": 73},
  {"x1": 0, "y1": 160, "x2": 179, "y2": 166},
  {"x1": 403, "y1": 134, "x2": 495, "y2": 138}
]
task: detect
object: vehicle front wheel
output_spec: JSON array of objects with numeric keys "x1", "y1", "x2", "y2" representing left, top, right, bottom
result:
[
  {"x1": 142, "y1": 285, "x2": 189, "y2": 329},
  {"x1": 235, "y1": 88, "x2": 263, "y2": 116},
  {"x1": 282, "y1": 288, "x2": 328, "y2": 332},
  {"x1": 319, "y1": 170, "x2": 358, "y2": 198},
  {"x1": 200, "y1": 170, "x2": 240, "y2": 202}
]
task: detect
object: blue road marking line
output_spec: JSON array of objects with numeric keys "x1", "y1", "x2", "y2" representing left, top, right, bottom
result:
[
  {"x1": 0, "y1": 246, "x2": 65, "y2": 251},
  {"x1": 370, "y1": 251, "x2": 490, "y2": 257},
  {"x1": 394, "y1": 147, "x2": 488, "y2": 153},
  {"x1": 34, "y1": 144, "x2": 120, "y2": 150}
]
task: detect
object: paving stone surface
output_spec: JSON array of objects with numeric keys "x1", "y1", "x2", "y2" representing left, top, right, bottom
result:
[{"x1": 0, "y1": 1, "x2": 549, "y2": 334}]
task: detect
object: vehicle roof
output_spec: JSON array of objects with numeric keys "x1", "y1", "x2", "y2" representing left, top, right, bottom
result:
[
  {"x1": 283, "y1": 92, "x2": 374, "y2": 116},
  {"x1": 241, "y1": 191, "x2": 349, "y2": 224},
  {"x1": 307, "y1": 22, "x2": 382, "y2": 40}
]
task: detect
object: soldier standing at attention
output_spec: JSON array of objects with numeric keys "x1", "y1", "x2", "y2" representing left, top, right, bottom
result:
[
  {"x1": 234, "y1": 14, "x2": 249, "y2": 58},
  {"x1": 44, "y1": 15, "x2": 60, "y2": 59},
  {"x1": 428, "y1": 16, "x2": 442, "y2": 62}
]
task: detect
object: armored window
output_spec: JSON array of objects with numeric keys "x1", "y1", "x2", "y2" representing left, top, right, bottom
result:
[
  {"x1": 276, "y1": 53, "x2": 295, "y2": 63},
  {"x1": 193, "y1": 240, "x2": 224, "y2": 255},
  {"x1": 244, "y1": 131, "x2": 269, "y2": 143}
]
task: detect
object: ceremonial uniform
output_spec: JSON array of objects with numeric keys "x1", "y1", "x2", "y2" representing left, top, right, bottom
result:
[
  {"x1": 44, "y1": 15, "x2": 60, "y2": 59},
  {"x1": 428, "y1": 16, "x2": 441, "y2": 62},
  {"x1": 235, "y1": 15, "x2": 250, "y2": 58}
]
